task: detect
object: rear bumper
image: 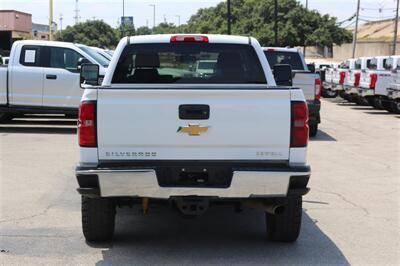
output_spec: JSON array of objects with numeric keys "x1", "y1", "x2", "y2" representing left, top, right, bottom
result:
[
  {"x1": 76, "y1": 163, "x2": 310, "y2": 199},
  {"x1": 358, "y1": 88, "x2": 374, "y2": 97},
  {"x1": 388, "y1": 88, "x2": 400, "y2": 100},
  {"x1": 345, "y1": 86, "x2": 359, "y2": 95},
  {"x1": 307, "y1": 100, "x2": 321, "y2": 125}
]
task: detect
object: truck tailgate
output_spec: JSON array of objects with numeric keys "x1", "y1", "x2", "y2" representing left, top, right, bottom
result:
[
  {"x1": 97, "y1": 88, "x2": 291, "y2": 161},
  {"x1": 293, "y1": 72, "x2": 315, "y2": 101}
]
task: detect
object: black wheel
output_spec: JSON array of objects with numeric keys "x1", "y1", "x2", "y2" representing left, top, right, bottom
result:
[
  {"x1": 82, "y1": 196, "x2": 116, "y2": 242},
  {"x1": 0, "y1": 113, "x2": 13, "y2": 123},
  {"x1": 366, "y1": 97, "x2": 376, "y2": 107},
  {"x1": 309, "y1": 124, "x2": 318, "y2": 137},
  {"x1": 381, "y1": 100, "x2": 392, "y2": 112},
  {"x1": 266, "y1": 196, "x2": 303, "y2": 242},
  {"x1": 323, "y1": 89, "x2": 338, "y2": 98},
  {"x1": 390, "y1": 101, "x2": 400, "y2": 114},
  {"x1": 372, "y1": 97, "x2": 384, "y2": 109}
]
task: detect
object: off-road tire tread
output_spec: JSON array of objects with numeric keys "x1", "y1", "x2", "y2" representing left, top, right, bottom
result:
[
  {"x1": 82, "y1": 196, "x2": 116, "y2": 242},
  {"x1": 309, "y1": 124, "x2": 318, "y2": 137}
]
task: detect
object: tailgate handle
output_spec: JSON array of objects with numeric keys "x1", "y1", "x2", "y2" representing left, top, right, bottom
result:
[
  {"x1": 46, "y1": 74, "x2": 57, "y2": 80},
  {"x1": 179, "y1": 104, "x2": 209, "y2": 120}
]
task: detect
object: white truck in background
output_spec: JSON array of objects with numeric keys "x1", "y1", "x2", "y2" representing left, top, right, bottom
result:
[
  {"x1": 323, "y1": 59, "x2": 355, "y2": 98},
  {"x1": 76, "y1": 34, "x2": 311, "y2": 243},
  {"x1": 343, "y1": 57, "x2": 372, "y2": 104},
  {"x1": 0, "y1": 40, "x2": 109, "y2": 123},
  {"x1": 387, "y1": 58, "x2": 400, "y2": 113},
  {"x1": 359, "y1": 56, "x2": 397, "y2": 110},
  {"x1": 263, "y1": 47, "x2": 321, "y2": 137}
]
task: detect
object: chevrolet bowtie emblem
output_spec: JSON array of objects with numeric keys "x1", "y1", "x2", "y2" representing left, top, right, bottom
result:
[{"x1": 177, "y1": 124, "x2": 209, "y2": 136}]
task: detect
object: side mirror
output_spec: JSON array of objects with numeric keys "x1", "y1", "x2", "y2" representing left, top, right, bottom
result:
[
  {"x1": 307, "y1": 63, "x2": 315, "y2": 73},
  {"x1": 80, "y1": 63, "x2": 99, "y2": 88},
  {"x1": 273, "y1": 64, "x2": 293, "y2": 86}
]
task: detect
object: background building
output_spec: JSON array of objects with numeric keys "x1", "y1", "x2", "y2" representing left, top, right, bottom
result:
[
  {"x1": 0, "y1": 10, "x2": 56, "y2": 56},
  {"x1": 0, "y1": 10, "x2": 32, "y2": 55}
]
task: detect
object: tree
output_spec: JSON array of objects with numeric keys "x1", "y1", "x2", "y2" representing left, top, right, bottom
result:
[
  {"x1": 185, "y1": 0, "x2": 352, "y2": 47},
  {"x1": 55, "y1": 20, "x2": 119, "y2": 48},
  {"x1": 136, "y1": 26, "x2": 152, "y2": 35}
]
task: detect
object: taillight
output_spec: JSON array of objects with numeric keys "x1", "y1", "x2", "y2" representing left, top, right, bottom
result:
[
  {"x1": 339, "y1": 71, "x2": 346, "y2": 84},
  {"x1": 291, "y1": 101, "x2": 309, "y2": 148},
  {"x1": 170, "y1": 35, "x2": 209, "y2": 43},
  {"x1": 370, "y1": 73, "x2": 378, "y2": 89},
  {"x1": 354, "y1": 72, "x2": 361, "y2": 87},
  {"x1": 78, "y1": 101, "x2": 97, "y2": 147},
  {"x1": 315, "y1": 78, "x2": 321, "y2": 100}
]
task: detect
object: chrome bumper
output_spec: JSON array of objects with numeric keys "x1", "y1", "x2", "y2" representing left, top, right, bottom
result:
[{"x1": 76, "y1": 168, "x2": 310, "y2": 199}]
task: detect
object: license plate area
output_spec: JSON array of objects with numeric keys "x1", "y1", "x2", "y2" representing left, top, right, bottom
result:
[{"x1": 156, "y1": 166, "x2": 233, "y2": 188}]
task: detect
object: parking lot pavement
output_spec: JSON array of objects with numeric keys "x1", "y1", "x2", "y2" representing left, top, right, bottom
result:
[{"x1": 0, "y1": 101, "x2": 399, "y2": 265}]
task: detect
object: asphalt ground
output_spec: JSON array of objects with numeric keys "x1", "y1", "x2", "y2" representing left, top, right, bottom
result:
[{"x1": 0, "y1": 98, "x2": 399, "y2": 265}]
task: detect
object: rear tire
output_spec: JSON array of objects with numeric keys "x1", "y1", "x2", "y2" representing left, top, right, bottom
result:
[
  {"x1": 82, "y1": 196, "x2": 116, "y2": 242},
  {"x1": 309, "y1": 124, "x2": 318, "y2": 137},
  {"x1": 390, "y1": 101, "x2": 400, "y2": 114},
  {"x1": 266, "y1": 196, "x2": 302, "y2": 242},
  {"x1": 0, "y1": 113, "x2": 13, "y2": 123},
  {"x1": 381, "y1": 100, "x2": 393, "y2": 112},
  {"x1": 323, "y1": 89, "x2": 338, "y2": 98}
]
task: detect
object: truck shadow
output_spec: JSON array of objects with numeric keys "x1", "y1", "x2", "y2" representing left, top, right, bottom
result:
[
  {"x1": 92, "y1": 206, "x2": 349, "y2": 265},
  {"x1": 310, "y1": 130, "x2": 337, "y2": 141}
]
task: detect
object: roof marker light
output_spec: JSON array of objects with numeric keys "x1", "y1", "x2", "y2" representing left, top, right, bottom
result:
[{"x1": 170, "y1": 35, "x2": 209, "y2": 43}]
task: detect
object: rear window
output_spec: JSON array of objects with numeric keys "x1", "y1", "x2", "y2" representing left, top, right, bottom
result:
[
  {"x1": 339, "y1": 60, "x2": 350, "y2": 69},
  {"x1": 264, "y1": 50, "x2": 305, "y2": 71},
  {"x1": 369, "y1": 58, "x2": 377, "y2": 70},
  {"x1": 112, "y1": 43, "x2": 266, "y2": 84},
  {"x1": 355, "y1": 59, "x2": 362, "y2": 70},
  {"x1": 385, "y1": 58, "x2": 393, "y2": 70}
]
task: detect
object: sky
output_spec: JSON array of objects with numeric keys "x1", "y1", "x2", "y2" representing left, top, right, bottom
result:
[{"x1": 0, "y1": 0, "x2": 398, "y2": 29}]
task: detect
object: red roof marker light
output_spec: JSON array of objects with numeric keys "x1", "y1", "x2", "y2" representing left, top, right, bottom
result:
[{"x1": 170, "y1": 35, "x2": 209, "y2": 43}]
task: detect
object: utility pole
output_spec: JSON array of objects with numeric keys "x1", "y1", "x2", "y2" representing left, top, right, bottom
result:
[
  {"x1": 352, "y1": 0, "x2": 361, "y2": 58},
  {"x1": 121, "y1": 0, "x2": 125, "y2": 37},
  {"x1": 303, "y1": 0, "x2": 308, "y2": 56},
  {"x1": 49, "y1": 0, "x2": 53, "y2": 41},
  {"x1": 274, "y1": 0, "x2": 278, "y2": 46},
  {"x1": 74, "y1": 0, "x2": 80, "y2": 24},
  {"x1": 149, "y1": 4, "x2": 156, "y2": 31},
  {"x1": 59, "y1": 14, "x2": 63, "y2": 39},
  {"x1": 393, "y1": 0, "x2": 399, "y2": 55},
  {"x1": 175, "y1": 15, "x2": 181, "y2": 28},
  {"x1": 227, "y1": 0, "x2": 231, "y2": 35}
]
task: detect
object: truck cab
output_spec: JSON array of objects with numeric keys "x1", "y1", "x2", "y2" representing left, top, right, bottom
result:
[
  {"x1": 76, "y1": 34, "x2": 310, "y2": 243},
  {"x1": 0, "y1": 40, "x2": 109, "y2": 122}
]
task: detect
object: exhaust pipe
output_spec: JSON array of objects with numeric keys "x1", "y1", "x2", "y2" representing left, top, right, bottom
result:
[{"x1": 242, "y1": 200, "x2": 285, "y2": 215}]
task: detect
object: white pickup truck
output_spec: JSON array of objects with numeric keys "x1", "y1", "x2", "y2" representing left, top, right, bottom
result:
[
  {"x1": 263, "y1": 47, "x2": 321, "y2": 137},
  {"x1": 0, "y1": 40, "x2": 109, "y2": 122},
  {"x1": 75, "y1": 34, "x2": 311, "y2": 243},
  {"x1": 359, "y1": 56, "x2": 397, "y2": 109},
  {"x1": 343, "y1": 57, "x2": 372, "y2": 104},
  {"x1": 327, "y1": 59, "x2": 357, "y2": 100},
  {"x1": 387, "y1": 58, "x2": 400, "y2": 113}
]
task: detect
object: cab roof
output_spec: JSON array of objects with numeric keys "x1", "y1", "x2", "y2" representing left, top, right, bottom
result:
[{"x1": 127, "y1": 34, "x2": 252, "y2": 45}]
